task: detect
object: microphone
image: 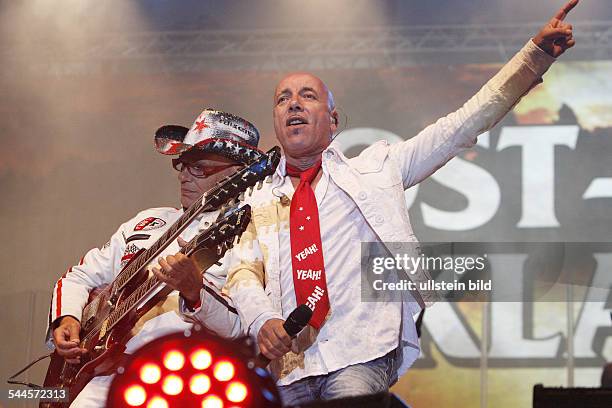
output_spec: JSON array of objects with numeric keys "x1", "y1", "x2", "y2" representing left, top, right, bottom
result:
[{"x1": 254, "y1": 305, "x2": 313, "y2": 368}]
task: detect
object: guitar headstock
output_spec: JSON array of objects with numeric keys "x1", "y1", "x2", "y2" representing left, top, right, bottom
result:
[
  {"x1": 184, "y1": 204, "x2": 252, "y2": 258},
  {"x1": 202, "y1": 146, "x2": 281, "y2": 211}
]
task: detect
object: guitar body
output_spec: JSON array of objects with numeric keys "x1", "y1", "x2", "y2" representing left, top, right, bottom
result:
[{"x1": 40, "y1": 258, "x2": 148, "y2": 407}]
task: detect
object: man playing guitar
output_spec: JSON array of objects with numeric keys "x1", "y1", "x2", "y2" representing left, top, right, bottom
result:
[{"x1": 46, "y1": 109, "x2": 261, "y2": 407}]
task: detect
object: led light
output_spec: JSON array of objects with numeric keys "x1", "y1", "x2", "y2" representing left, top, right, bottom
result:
[
  {"x1": 140, "y1": 363, "x2": 162, "y2": 384},
  {"x1": 162, "y1": 375, "x2": 184, "y2": 396},
  {"x1": 190, "y1": 348, "x2": 212, "y2": 370},
  {"x1": 124, "y1": 385, "x2": 146, "y2": 406},
  {"x1": 147, "y1": 396, "x2": 169, "y2": 408},
  {"x1": 189, "y1": 374, "x2": 211, "y2": 395},
  {"x1": 163, "y1": 350, "x2": 185, "y2": 371},
  {"x1": 213, "y1": 361, "x2": 235, "y2": 382},
  {"x1": 226, "y1": 381, "x2": 248, "y2": 403},
  {"x1": 201, "y1": 395, "x2": 224, "y2": 408}
]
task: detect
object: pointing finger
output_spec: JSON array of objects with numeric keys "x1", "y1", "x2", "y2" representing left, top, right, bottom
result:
[{"x1": 554, "y1": 0, "x2": 579, "y2": 21}]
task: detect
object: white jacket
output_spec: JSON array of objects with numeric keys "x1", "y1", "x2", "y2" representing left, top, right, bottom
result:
[
  {"x1": 224, "y1": 40, "x2": 556, "y2": 382},
  {"x1": 46, "y1": 206, "x2": 243, "y2": 353}
]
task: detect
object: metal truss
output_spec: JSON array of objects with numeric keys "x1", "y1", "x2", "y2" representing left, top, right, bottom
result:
[{"x1": 5, "y1": 21, "x2": 612, "y2": 75}]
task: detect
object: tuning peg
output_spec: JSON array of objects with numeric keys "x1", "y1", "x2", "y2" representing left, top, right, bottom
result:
[
  {"x1": 238, "y1": 192, "x2": 245, "y2": 201},
  {"x1": 265, "y1": 175, "x2": 273, "y2": 183},
  {"x1": 256, "y1": 180, "x2": 263, "y2": 190},
  {"x1": 247, "y1": 186, "x2": 254, "y2": 196}
]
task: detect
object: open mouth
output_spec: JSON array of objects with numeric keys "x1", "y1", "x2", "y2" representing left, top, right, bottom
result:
[{"x1": 286, "y1": 116, "x2": 308, "y2": 127}]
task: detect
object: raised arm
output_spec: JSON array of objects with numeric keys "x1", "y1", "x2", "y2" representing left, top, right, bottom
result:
[{"x1": 390, "y1": 0, "x2": 579, "y2": 189}]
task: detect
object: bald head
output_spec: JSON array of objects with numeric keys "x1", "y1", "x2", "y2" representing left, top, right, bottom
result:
[
  {"x1": 272, "y1": 72, "x2": 339, "y2": 163},
  {"x1": 274, "y1": 72, "x2": 335, "y2": 111}
]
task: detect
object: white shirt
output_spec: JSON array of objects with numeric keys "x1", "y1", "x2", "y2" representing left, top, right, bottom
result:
[{"x1": 274, "y1": 160, "x2": 413, "y2": 385}]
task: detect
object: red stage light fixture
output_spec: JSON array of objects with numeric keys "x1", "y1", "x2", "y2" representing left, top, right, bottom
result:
[{"x1": 107, "y1": 326, "x2": 281, "y2": 408}]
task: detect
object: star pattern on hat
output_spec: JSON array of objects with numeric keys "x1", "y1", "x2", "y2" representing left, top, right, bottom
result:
[
  {"x1": 299, "y1": 226, "x2": 304, "y2": 231},
  {"x1": 195, "y1": 120, "x2": 208, "y2": 132},
  {"x1": 306, "y1": 216, "x2": 311, "y2": 220}
]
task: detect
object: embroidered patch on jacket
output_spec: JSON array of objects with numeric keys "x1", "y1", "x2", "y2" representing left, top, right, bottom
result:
[
  {"x1": 120, "y1": 243, "x2": 141, "y2": 269},
  {"x1": 134, "y1": 217, "x2": 166, "y2": 231}
]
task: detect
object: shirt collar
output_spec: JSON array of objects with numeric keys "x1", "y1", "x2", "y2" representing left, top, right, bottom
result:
[{"x1": 274, "y1": 140, "x2": 344, "y2": 181}]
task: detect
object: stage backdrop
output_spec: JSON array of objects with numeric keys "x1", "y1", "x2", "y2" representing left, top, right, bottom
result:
[{"x1": 1, "y1": 54, "x2": 611, "y2": 406}]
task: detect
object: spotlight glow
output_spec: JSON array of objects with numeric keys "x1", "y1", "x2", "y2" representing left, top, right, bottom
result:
[
  {"x1": 124, "y1": 385, "x2": 146, "y2": 406},
  {"x1": 162, "y1": 375, "x2": 184, "y2": 396},
  {"x1": 226, "y1": 381, "x2": 248, "y2": 403},
  {"x1": 163, "y1": 350, "x2": 185, "y2": 371},
  {"x1": 189, "y1": 374, "x2": 211, "y2": 395},
  {"x1": 190, "y1": 349, "x2": 213, "y2": 370},
  {"x1": 201, "y1": 395, "x2": 224, "y2": 408},
  {"x1": 146, "y1": 396, "x2": 169, "y2": 408},
  {"x1": 213, "y1": 361, "x2": 235, "y2": 382},
  {"x1": 140, "y1": 363, "x2": 162, "y2": 384}
]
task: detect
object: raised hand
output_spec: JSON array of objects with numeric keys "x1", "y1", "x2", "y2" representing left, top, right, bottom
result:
[{"x1": 533, "y1": 0, "x2": 579, "y2": 57}]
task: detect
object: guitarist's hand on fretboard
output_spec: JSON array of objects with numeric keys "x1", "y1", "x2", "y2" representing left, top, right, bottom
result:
[
  {"x1": 153, "y1": 250, "x2": 202, "y2": 305},
  {"x1": 52, "y1": 316, "x2": 87, "y2": 364}
]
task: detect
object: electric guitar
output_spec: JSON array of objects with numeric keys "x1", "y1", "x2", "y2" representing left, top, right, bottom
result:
[{"x1": 41, "y1": 204, "x2": 252, "y2": 407}]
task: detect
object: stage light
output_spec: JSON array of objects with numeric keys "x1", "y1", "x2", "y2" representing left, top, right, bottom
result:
[
  {"x1": 140, "y1": 363, "x2": 162, "y2": 384},
  {"x1": 107, "y1": 326, "x2": 281, "y2": 407},
  {"x1": 191, "y1": 348, "x2": 212, "y2": 370},
  {"x1": 226, "y1": 381, "x2": 248, "y2": 403},
  {"x1": 213, "y1": 361, "x2": 235, "y2": 382},
  {"x1": 163, "y1": 350, "x2": 185, "y2": 371},
  {"x1": 124, "y1": 384, "x2": 147, "y2": 406},
  {"x1": 147, "y1": 396, "x2": 169, "y2": 408},
  {"x1": 162, "y1": 375, "x2": 183, "y2": 396},
  {"x1": 201, "y1": 394, "x2": 223, "y2": 408},
  {"x1": 190, "y1": 374, "x2": 211, "y2": 395}
]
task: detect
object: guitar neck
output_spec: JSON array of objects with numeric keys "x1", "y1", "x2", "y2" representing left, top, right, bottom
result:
[
  {"x1": 106, "y1": 224, "x2": 214, "y2": 332},
  {"x1": 114, "y1": 199, "x2": 205, "y2": 291}
]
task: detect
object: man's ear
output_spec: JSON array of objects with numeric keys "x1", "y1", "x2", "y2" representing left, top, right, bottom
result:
[{"x1": 330, "y1": 110, "x2": 338, "y2": 127}]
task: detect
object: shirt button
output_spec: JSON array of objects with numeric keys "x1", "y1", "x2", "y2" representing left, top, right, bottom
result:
[
  {"x1": 204, "y1": 222, "x2": 210, "y2": 227},
  {"x1": 375, "y1": 215, "x2": 385, "y2": 224},
  {"x1": 358, "y1": 191, "x2": 367, "y2": 200}
]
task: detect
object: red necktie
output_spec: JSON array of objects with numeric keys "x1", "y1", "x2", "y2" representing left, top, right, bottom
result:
[{"x1": 286, "y1": 160, "x2": 330, "y2": 329}]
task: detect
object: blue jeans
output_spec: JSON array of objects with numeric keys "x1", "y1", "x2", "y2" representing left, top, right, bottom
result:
[{"x1": 278, "y1": 349, "x2": 400, "y2": 406}]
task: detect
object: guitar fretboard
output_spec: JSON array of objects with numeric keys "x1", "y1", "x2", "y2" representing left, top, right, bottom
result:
[{"x1": 112, "y1": 149, "x2": 278, "y2": 292}]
